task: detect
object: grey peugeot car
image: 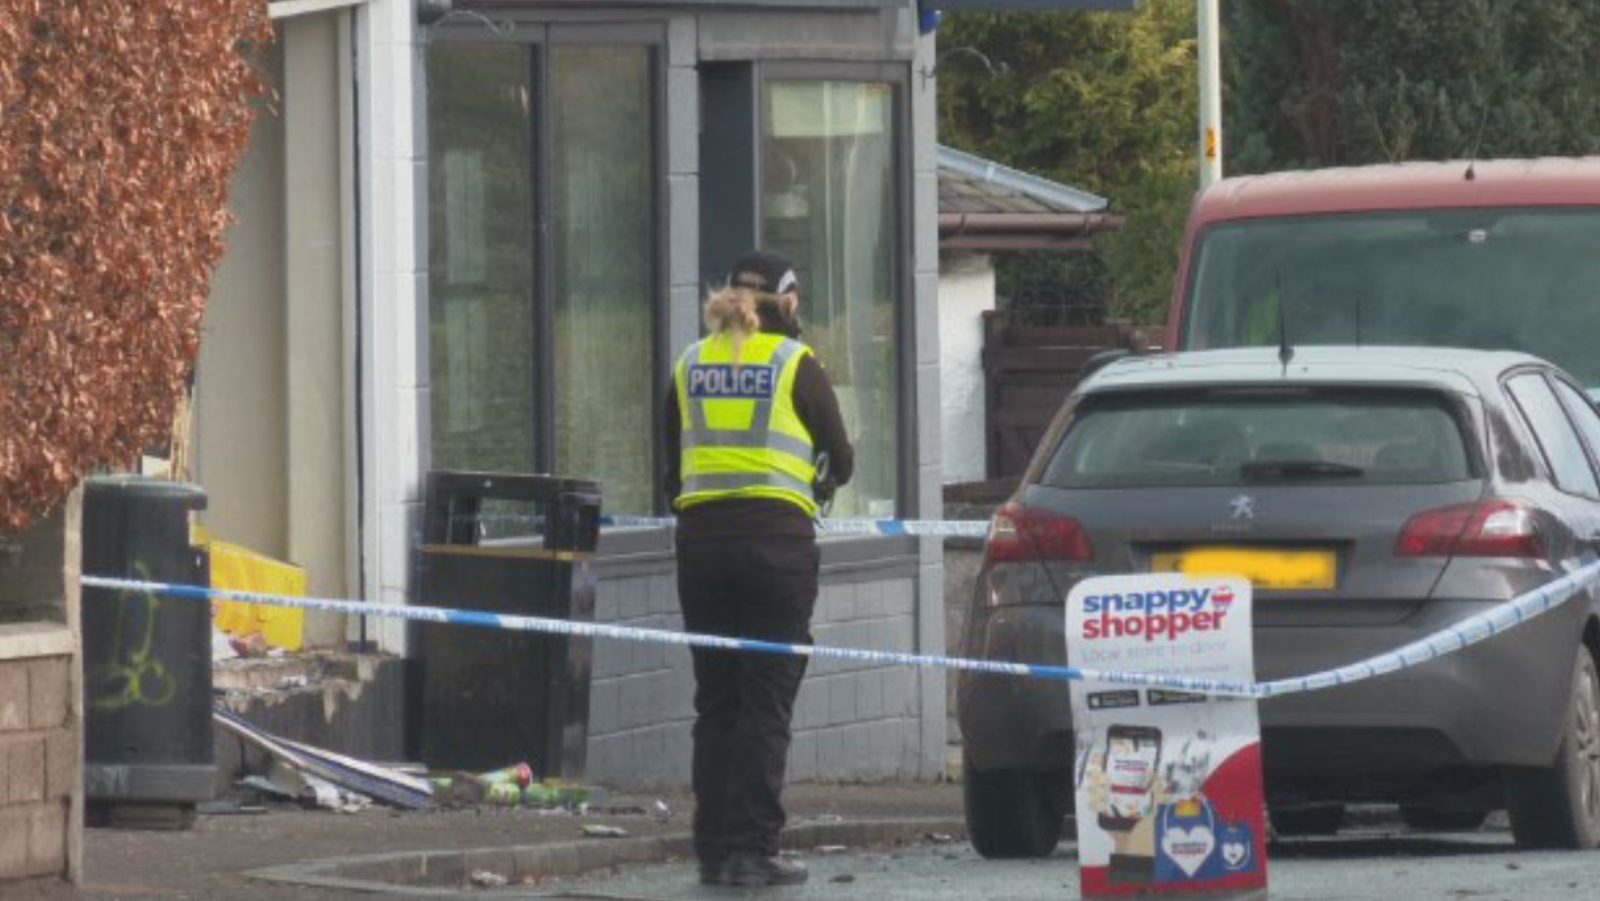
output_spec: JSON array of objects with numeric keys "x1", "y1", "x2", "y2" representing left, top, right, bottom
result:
[{"x1": 958, "y1": 346, "x2": 1600, "y2": 857}]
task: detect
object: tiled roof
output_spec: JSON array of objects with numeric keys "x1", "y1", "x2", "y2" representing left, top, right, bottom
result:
[{"x1": 938, "y1": 145, "x2": 1108, "y2": 216}]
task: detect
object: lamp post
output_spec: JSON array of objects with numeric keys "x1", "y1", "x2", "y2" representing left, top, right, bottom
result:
[{"x1": 1198, "y1": 0, "x2": 1223, "y2": 189}]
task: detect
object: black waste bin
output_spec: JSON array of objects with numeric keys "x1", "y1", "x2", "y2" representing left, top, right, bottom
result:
[
  {"x1": 81, "y1": 476, "x2": 213, "y2": 829},
  {"x1": 409, "y1": 471, "x2": 602, "y2": 777}
]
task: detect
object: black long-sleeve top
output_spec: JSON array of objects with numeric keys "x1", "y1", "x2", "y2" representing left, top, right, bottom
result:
[{"x1": 665, "y1": 323, "x2": 854, "y2": 541}]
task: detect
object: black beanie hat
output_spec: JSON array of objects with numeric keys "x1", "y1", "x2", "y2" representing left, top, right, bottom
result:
[{"x1": 730, "y1": 249, "x2": 800, "y2": 295}]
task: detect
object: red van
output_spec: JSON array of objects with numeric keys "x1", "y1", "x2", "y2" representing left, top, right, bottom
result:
[{"x1": 1164, "y1": 158, "x2": 1600, "y2": 388}]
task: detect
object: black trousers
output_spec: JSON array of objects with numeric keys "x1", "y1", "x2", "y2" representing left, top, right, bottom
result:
[{"x1": 676, "y1": 535, "x2": 819, "y2": 862}]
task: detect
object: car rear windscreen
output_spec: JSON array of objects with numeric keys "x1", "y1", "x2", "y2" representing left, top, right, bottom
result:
[{"x1": 1042, "y1": 389, "x2": 1474, "y2": 489}]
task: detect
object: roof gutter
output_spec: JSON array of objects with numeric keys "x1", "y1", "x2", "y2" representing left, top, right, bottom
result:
[
  {"x1": 938, "y1": 212, "x2": 1124, "y2": 234},
  {"x1": 938, "y1": 212, "x2": 1124, "y2": 251}
]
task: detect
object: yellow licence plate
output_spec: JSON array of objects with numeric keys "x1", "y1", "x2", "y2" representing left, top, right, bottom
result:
[{"x1": 1150, "y1": 547, "x2": 1336, "y2": 590}]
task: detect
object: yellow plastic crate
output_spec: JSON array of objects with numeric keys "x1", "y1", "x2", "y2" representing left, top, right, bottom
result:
[{"x1": 198, "y1": 528, "x2": 307, "y2": 652}]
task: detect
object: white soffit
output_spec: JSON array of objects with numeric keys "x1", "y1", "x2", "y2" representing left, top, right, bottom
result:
[{"x1": 269, "y1": 0, "x2": 368, "y2": 19}]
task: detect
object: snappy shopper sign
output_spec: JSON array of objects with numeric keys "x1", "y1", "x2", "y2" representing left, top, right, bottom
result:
[{"x1": 1067, "y1": 575, "x2": 1267, "y2": 898}]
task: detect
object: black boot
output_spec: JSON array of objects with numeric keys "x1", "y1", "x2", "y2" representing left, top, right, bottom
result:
[{"x1": 725, "y1": 852, "x2": 808, "y2": 886}]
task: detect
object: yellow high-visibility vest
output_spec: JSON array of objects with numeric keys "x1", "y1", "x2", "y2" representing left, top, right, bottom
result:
[{"x1": 674, "y1": 331, "x2": 817, "y2": 516}]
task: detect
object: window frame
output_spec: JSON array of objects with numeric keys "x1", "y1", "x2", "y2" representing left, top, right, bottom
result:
[
  {"x1": 752, "y1": 60, "x2": 917, "y2": 518},
  {"x1": 1548, "y1": 375, "x2": 1600, "y2": 483},
  {"x1": 1504, "y1": 368, "x2": 1600, "y2": 500},
  {"x1": 425, "y1": 21, "x2": 670, "y2": 512}
]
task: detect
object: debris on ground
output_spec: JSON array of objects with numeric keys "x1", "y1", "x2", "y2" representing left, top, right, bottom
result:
[
  {"x1": 236, "y1": 775, "x2": 299, "y2": 804},
  {"x1": 212, "y1": 629, "x2": 239, "y2": 662},
  {"x1": 816, "y1": 845, "x2": 848, "y2": 854},
  {"x1": 229, "y1": 632, "x2": 273, "y2": 659},
  {"x1": 651, "y1": 799, "x2": 672, "y2": 822},
  {"x1": 195, "y1": 798, "x2": 265, "y2": 815},
  {"x1": 299, "y1": 772, "x2": 372, "y2": 813},
  {"x1": 424, "y1": 764, "x2": 594, "y2": 811},
  {"x1": 524, "y1": 780, "x2": 591, "y2": 809},
  {"x1": 486, "y1": 782, "x2": 521, "y2": 806},
  {"x1": 479, "y1": 762, "x2": 534, "y2": 788},
  {"x1": 213, "y1": 706, "x2": 434, "y2": 810},
  {"x1": 581, "y1": 824, "x2": 628, "y2": 839},
  {"x1": 469, "y1": 870, "x2": 509, "y2": 888},
  {"x1": 237, "y1": 758, "x2": 372, "y2": 813}
]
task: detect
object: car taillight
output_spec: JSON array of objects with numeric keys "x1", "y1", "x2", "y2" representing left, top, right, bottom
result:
[
  {"x1": 1395, "y1": 498, "x2": 1545, "y2": 559},
  {"x1": 985, "y1": 502, "x2": 1092, "y2": 563}
]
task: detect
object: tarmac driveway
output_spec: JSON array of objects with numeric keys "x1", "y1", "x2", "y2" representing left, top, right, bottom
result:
[{"x1": 572, "y1": 833, "x2": 1600, "y2": 901}]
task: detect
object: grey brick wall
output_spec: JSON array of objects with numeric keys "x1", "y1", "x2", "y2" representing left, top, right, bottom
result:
[
  {"x1": 792, "y1": 576, "x2": 923, "y2": 781},
  {"x1": 584, "y1": 542, "x2": 934, "y2": 790},
  {"x1": 585, "y1": 567, "x2": 696, "y2": 789}
]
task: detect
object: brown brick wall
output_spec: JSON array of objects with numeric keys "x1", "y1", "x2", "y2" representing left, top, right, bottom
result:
[
  {"x1": 0, "y1": 661, "x2": 28, "y2": 730},
  {"x1": 3, "y1": 732, "x2": 47, "y2": 804},
  {"x1": 29, "y1": 658, "x2": 69, "y2": 730},
  {"x1": 0, "y1": 654, "x2": 75, "y2": 881}
]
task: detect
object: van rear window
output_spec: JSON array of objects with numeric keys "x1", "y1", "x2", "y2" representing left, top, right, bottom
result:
[
  {"x1": 1042, "y1": 389, "x2": 1473, "y2": 489},
  {"x1": 1180, "y1": 208, "x2": 1600, "y2": 386}
]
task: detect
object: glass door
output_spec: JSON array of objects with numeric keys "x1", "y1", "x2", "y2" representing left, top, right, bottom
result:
[{"x1": 762, "y1": 79, "x2": 899, "y2": 519}]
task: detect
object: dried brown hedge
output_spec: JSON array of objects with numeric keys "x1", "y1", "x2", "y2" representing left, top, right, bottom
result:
[{"x1": 0, "y1": 0, "x2": 269, "y2": 531}]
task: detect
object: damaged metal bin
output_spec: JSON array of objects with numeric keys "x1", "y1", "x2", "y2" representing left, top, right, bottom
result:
[
  {"x1": 409, "y1": 471, "x2": 602, "y2": 777},
  {"x1": 80, "y1": 476, "x2": 213, "y2": 829}
]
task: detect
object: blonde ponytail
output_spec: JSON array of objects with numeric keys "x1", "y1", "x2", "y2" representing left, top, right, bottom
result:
[{"x1": 702, "y1": 285, "x2": 762, "y2": 365}]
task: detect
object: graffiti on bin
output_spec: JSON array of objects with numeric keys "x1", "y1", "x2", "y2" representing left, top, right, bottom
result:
[{"x1": 91, "y1": 561, "x2": 178, "y2": 709}]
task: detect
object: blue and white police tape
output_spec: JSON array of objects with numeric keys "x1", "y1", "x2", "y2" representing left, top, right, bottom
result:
[
  {"x1": 78, "y1": 574, "x2": 1257, "y2": 698},
  {"x1": 1256, "y1": 558, "x2": 1600, "y2": 698},
  {"x1": 80, "y1": 558, "x2": 1600, "y2": 701},
  {"x1": 441, "y1": 512, "x2": 991, "y2": 538},
  {"x1": 598, "y1": 514, "x2": 991, "y2": 538}
]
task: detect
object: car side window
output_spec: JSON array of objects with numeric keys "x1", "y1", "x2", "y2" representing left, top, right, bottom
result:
[
  {"x1": 1551, "y1": 379, "x2": 1600, "y2": 469},
  {"x1": 1506, "y1": 373, "x2": 1600, "y2": 498}
]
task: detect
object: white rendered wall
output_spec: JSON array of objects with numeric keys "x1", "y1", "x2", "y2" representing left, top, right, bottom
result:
[
  {"x1": 911, "y1": 24, "x2": 948, "y2": 781},
  {"x1": 283, "y1": 11, "x2": 353, "y2": 645},
  {"x1": 195, "y1": 38, "x2": 287, "y2": 563},
  {"x1": 356, "y1": 0, "x2": 426, "y2": 653},
  {"x1": 937, "y1": 254, "x2": 995, "y2": 485}
]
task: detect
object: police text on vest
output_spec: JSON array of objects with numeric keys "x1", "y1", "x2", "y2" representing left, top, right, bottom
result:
[{"x1": 687, "y1": 364, "x2": 777, "y2": 399}]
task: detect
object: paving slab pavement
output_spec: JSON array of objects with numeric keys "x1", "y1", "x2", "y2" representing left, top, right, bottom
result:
[
  {"x1": 82, "y1": 790, "x2": 1600, "y2": 901},
  {"x1": 82, "y1": 782, "x2": 966, "y2": 901}
]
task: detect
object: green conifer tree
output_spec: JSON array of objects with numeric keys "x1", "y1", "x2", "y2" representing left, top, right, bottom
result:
[
  {"x1": 937, "y1": 0, "x2": 1198, "y2": 323},
  {"x1": 1226, "y1": 0, "x2": 1600, "y2": 172}
]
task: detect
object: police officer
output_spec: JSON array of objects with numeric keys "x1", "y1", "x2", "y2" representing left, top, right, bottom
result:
[{"x1": 665, "y1": 249, "x2": 854, "y2": 887}]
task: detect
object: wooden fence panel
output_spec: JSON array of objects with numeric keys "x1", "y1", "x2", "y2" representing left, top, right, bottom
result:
[{"x1": 981, "y1": 312, "x2": 1159, "y2": 479}]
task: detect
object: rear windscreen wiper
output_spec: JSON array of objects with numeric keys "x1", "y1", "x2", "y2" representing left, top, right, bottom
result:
[{"x1": 1240, "y1": 459, "x2": 1364, "y2": 480}]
